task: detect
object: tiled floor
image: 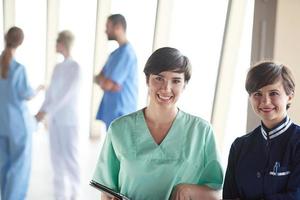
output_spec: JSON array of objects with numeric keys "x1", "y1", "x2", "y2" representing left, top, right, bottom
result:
[{"x1": 27, "y1": 126, "x2": 104, "y2": 200}]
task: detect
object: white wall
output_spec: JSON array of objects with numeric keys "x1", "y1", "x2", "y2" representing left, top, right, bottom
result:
[{"x1": 274, "y1": 0, "x2": 300, "y2": 123}]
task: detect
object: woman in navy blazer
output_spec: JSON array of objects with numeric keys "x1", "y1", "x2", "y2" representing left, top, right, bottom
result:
[{"x1": 223, "y1": 62, "x2": 300, "y2": 200}]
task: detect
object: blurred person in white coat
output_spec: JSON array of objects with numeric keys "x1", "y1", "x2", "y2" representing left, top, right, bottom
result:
[{"x1": 36, "y1": 30, "x2": 81, "y2": 200}]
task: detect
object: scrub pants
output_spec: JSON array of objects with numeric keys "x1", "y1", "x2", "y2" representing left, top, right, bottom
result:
[
  {"x1": 49, "y1": 120, "x2": 80, "y2": 200},
  {"x1": 0, "y1": 129, "x2": 32, "y2": 200}
]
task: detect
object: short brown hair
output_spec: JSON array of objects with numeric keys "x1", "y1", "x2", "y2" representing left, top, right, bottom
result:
[
  {"x1": 143, "y1": 47, "x2": 191, "y2": 83},
  {"x1": 245, "y1": 61, "x2": 295, "y2": 109}
]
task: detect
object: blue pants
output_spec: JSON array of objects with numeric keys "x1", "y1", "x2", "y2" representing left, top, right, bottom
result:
[{"x1": 0, "y1": 131, "x2": 32, "y2": 200}]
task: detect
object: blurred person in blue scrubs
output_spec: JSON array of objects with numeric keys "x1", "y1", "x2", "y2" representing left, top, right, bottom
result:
[
  {"x1": 94, "y1": 14, "x2": 138, "y2": 130},
  {"x1": 0, "y1": 26, "x2": 43, "y2": 200},
  {"x1": 35, "y1": 30, "x2": 81, "y2": 200}
]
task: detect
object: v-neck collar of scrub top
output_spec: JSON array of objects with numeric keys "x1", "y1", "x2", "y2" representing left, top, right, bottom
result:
[
  {"x1": 260, "y1": 116, "x2": 292, "y2": 140},
  {"x1": 133, "y1": 109, "x2": 185, "y2": 161}
]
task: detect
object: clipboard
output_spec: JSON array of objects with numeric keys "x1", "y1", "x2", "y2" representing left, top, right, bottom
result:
[{"x1": 89, "y1": 180, "x2": 130, "y2": 200}]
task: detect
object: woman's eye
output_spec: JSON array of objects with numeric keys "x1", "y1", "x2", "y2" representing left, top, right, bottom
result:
[
  {"x1": 253, "y1": 92, "x2": 261, "y2": 97},
  {"x1": 155, "y1": 77, "x2": 163, "y2": 81},
  {"x1": 270, "y1": 91, "x2": 279, "y2": 96},
  {"x1": 173, "y1": 80, "x2": 181, "y2": 84}
]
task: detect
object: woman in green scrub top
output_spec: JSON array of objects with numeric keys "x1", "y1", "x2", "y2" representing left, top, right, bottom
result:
[{"x1": 92, "y1": 47, "x2": 223, "y2": 200}]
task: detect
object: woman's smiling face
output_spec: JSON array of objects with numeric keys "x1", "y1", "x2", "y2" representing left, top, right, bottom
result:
[
  {"x1": 147, "y1": 71, "x2": 185, "y2": 108},
  {"x1": 249, "y1": 80, "x2": 293, "y2": 128}
]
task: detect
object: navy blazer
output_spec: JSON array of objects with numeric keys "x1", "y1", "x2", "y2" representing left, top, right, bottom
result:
[{"x1": 223, "y1": 116, "x2": 300, "y2": 200}]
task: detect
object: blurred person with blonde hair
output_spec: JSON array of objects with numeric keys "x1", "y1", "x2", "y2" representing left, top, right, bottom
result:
[{"x1": 36, "y1": 30, "x2": 81, "y2": 200}]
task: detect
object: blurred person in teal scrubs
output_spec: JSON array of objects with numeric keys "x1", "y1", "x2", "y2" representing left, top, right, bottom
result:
[
  {"x1": 92, "y1": 47, "x2": 223, "y2": 200},
  {"x1": 0, "y1": 26, "x2": 43, "y2": 200}
]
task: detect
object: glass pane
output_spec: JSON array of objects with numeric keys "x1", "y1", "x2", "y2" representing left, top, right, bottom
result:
[
  {"x1": 0, "y1": 0, "x2": 3, "y2": 50},
  {"x1": 222, "y1": 0, "x2": 254, "y2": 165},
  {"x1": 15, "y1": 0, "x2": 47, "y2": 114},
  {"x1": 110, "y1": 0, "x2": 158, "y2": 109},
  {"x1": 169, "y1": 0, "x2": 229, "y2": 121},
  {"x1": 59, "y1": 0, "x2": 98, "y2": 135}
]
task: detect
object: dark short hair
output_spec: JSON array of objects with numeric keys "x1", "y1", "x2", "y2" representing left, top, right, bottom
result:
[
  {"x1": 143, "y1": 47, "x2": 192, "y2": 83},
  {"x1": 245, "y1": 61, "x2": 295, "y2": 109},
  {"x1": 108, "y1": 14, "x2": 127, "y2": 31}
]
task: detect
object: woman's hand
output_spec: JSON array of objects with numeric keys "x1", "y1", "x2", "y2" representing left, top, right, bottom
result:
[
  {"x1": 35, "y1": 111, "x2": 46, "y2": 122},
  {"x1": 26, "y1": 84, "x2": 45, "y2": 100},
  {"x1": 171, "y1": 183, "x2": 220, "y2": 200},
  {"x1": 101, "y1": 193, "x2": 119, "y2": 200},
  {"x1": 36, "y1": 84, "x2": 45, "y2": 93}
]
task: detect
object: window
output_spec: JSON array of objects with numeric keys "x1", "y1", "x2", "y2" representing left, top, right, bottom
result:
[
  {"x1": 59, "y1": 0, "x2": 98, "y2": 135},
  {"x1": 110, "y1": 0, "x2": 158, "y2": 108},
  {"x1": 169, "y1": 0, "x2": 229, "y2": 121},
  {"x1": 221, "y1": 0, "x2": 254, "y2": 165},
  {"x1": 0, "y1": 1, "x2": 3, "y2": 50},
  {"x1": 15, "y1": 0, "x2": 47, "y2": 114}
]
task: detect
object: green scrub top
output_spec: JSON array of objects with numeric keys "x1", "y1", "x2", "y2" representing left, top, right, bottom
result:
[{"x1": 93, "y1": 109, "x2": 223, "y2": 200}]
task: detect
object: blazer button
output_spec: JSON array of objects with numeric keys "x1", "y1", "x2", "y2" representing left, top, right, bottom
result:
[{"x1": 257, "y1": 171, "x2": 261, "y2": 178}]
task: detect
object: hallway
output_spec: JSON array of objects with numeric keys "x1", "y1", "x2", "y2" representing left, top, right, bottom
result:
[{"x1": 27, "y1": 126, "x2": 103, "y2": 200}]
